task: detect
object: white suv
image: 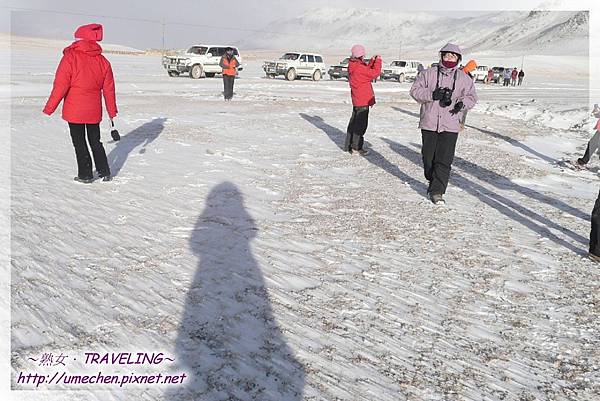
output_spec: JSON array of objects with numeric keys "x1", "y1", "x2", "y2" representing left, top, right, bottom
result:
[
  {"x1": 263, "y1": 52, "x2": 326, "y2": 81},
  {"x1": 163, "y1": 45, "x2": 243, "y2": 79},
  {"x1": 472, "y1": 65, "x2": 490, "y2": 83},
  {"x1": 380, "y1": 60, "x2": 422, "y2": 82}
]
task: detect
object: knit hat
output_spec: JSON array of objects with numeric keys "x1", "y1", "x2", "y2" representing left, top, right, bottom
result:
[{"x1": 351, "y1": 44, "x2": 366, "y2": 58}]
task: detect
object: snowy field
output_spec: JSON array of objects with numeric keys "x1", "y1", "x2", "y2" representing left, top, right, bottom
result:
[{"x1": 6, "y1": 39, "x2": 600, "y2": 401}]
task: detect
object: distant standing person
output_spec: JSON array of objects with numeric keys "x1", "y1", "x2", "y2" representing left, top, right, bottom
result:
[
  {"x1": 487, "y1": 68, "x2": 494, "y2": 84},
  {"x1": 511, "y1": 67, "x2": 518, "y2": 86},
  {"x1": 345, "y1": 44, "x2": 382, "y2": 155},
  {"x1": 220, "y1": 47, "x2": 239, "y2": 101},
  {"x1": 410, "y1": 43, "x2": 477, "y2": 205},
  {"x1": 43, "y1": 23, "x2": 117, "y2": 183},
  {"x1": 518, "y1": 69, "x2": 525, "y2": 86},
  {"x1": 503, "y1": 68, "x2": 512, "y2": 86}
]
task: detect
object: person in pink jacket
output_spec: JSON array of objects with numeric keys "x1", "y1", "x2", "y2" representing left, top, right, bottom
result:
[
  {"x1": 345, "y1": 44, "x2": 382, "y2": 155},
  {"x1": 43, "y1": 23, "x2": 118, "y2": 183},
  {"x1": 409, "y1": 43, "x2": 477, "y2": 205}
]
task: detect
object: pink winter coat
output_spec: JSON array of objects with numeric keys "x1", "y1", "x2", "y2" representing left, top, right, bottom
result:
[{"x1": 409, "y1": 65, "x2": 477, "y2": 133}]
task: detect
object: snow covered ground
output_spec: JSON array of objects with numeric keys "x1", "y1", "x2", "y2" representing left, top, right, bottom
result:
[{"x1": 5, "y1": 39, "x2": 600, "y2": 401}]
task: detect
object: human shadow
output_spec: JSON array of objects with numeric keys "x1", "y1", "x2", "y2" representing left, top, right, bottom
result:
[
  {"x1": 167, "y1": 182, "x2": 305, "y2": 400},
  {"x1": 449, "y1": 148, "x2": 588, "y2": 221},
  {"x1": 361, "y1": 146, "x2": 429, "y2": 200},
  {"x1": 391, "y1": 106, "x2": 420, "y2": 119},
  {"x1": 388, "y1": 107, "x2": 586, "y2": 220},
  {"x1": 107, "y1": 118, "x2": 167, "y2": 176},
  {"x1": 466, "y1": 124, "x2": 559, "y2": 164},
  {"x1": 298, "y1": 113, "x2": 345, "y2": 150},
  {"x1": 382, "y1": 139, "x2": 587, "y2": 254},
  {"x1": 390, "y1": 105, "x2": 558, "y2": 164}
]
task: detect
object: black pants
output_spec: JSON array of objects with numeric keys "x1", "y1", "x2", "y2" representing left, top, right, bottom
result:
[
  {"x1": 579, "y1": 131, "x2": 600, "y2": 165},
  {"x1": 68, "y1": 122, "x2": 110, "y2": 179},
  {"x1": 503, "y1": 78, "x2": 510, "y2": 86},
  {"x1": 345, "y1": 106, "x2": 369, "y2": 151},
  {"x1": 591, "y1": 189, "x2": 600, "y2": 255},
  {"x1": 223, "y1": 75, "x2": 235, "y2": 100},
  {"x1": 421, "y1": 130, "x2": 458, "y2": 195}
]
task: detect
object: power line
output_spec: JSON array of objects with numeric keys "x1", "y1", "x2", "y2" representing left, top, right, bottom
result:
[
  {"x1": 1, "y1": 5, "x2": 331, "y2": 41},
  {"x1": 1, "y1": 6, "x2": 161, "y2": 24}
]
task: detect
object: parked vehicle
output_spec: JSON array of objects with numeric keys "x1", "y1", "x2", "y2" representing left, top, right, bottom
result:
[
  {"x1": 328, "y1": 57, "x2": 350, "y2": 80},
  {"x1": 472, "y1": 65, "x2": 490, "y2": 83},
  {"x1": 491, "y1": 66, "x2": 505, "y2": 83},
  {"x1": 263, "y1": 52, "x2": 326, "y2": 81},
  {"x1": 380, "y1": 60, "x2": 422, "y2": 82},
  {"x1": 162, "y1": 45, "x2": 243, "y2": 79}
]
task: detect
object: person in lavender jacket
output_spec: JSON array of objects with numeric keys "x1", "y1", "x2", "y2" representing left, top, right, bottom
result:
[{"x1": 409, "y1": 43, "x2": 477, "y2": 205}]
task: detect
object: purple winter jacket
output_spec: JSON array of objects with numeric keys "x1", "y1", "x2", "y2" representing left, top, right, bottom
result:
[{"x1": 409, "y1": 65, "x2": 477, "y2": 133}]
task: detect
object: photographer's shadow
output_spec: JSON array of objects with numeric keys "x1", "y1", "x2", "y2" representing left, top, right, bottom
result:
[
  {"x1": 166, "y1": 182, "x2": 306, "y2": 400},
  {"x1": 107, "y1": 118, "x2": 167, "y2": 176}
]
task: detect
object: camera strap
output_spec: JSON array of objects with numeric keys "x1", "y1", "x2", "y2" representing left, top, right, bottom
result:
[{"x1": 435, "y1": 65, "x2": 458, "y2": 91}]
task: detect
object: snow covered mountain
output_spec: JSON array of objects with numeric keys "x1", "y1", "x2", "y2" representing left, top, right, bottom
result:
[{"x1": 240, "y1": 8, "x2": 588, "y2": 56}]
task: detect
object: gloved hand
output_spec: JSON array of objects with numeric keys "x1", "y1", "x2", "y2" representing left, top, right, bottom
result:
[
  {"x1": 449, "y1": 101, "x2": 464, "y2": 115},
  {"x1": 432, "y1": 87, "x2": 445, "y2": 101}
]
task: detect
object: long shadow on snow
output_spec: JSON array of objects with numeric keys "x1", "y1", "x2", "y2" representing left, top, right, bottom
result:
[
  {"x1": 299, "y1": 113, "x2": 429, "y2": 199},
  {"x1": 107, "y1": 118, "x2": 167, "y2": 176},
  {"x1": 390, "y1": 106, "x2": 586, "y2": 221},
  {"x1": 298, "y1": 113, "x2": 345, "y2": 150},
  {"x1": 166, "y1": 182, "x2": 306, "y2": 401},
  {"x1": 382, "y1": 139, "x2": 587, "y2": 254},
  {"x1": 391, "y1": 106, "x2": 559, "y2": 164}
]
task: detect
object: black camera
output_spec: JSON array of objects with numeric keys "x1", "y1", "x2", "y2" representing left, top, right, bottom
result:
[{"x1": 439, "y1": 88, "x2": 453, "y2": 108}]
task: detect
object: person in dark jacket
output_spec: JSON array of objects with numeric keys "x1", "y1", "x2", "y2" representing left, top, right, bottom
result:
[
  {"x1": 43, "y1": 23, "x2": 117, "y2": 183},
  {"x1": 590, "y1": 190, "x2": 600, "y2": 262},
  {"x1": 518, "y1": 69, "x2": 525, "y2": 86},
  {"x1": 410, "y1": 43, "x2": 477, "y2": 205},
  {"x1": 345, "y1": 44, "x2": 382, "y2": 155},
  {"x1": 219, "y1": 47, "x2": 240, "y2": 101},
  {"x1": 575, "y1": 104, "x2": 600, "y2": 168}
]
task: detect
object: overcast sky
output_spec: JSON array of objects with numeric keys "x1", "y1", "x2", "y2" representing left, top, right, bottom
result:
[{"x1": 0, "y1": 0, "x2": 592, "y2": 49}]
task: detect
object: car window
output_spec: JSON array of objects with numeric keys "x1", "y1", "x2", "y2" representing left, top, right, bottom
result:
[
  {"x1": 281, "y1": 53, "x2": 299, "y2": 60},
  {"x1": 233, "y1": 48, "x2": 239, "y2": 56},
  {"x1": 187, "y1": 46, "x2": 207, "y2": 55},
  {"x1": 300, "y1": 54, "x2": 308, "y2": 62},
  {"x1": 316, "y1": 56, "x2": 323, "y2": 63},
  {"x1": 208, "y1": 47, "x2": 218, "y2": 56},
  {"x1": 392, "y1": 61, "x2": 407, "y2": 67},
  {"x1": 308, "y1": 55, "x2": 315, "y2": 63}
]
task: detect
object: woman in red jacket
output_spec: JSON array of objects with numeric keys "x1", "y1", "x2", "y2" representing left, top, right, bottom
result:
[
  {"x1": 43, "y1": 23, "x2": 118, "y2": 183},
  {"x1": 345, "y1": 44, "x2": 382, "y2": 155}
]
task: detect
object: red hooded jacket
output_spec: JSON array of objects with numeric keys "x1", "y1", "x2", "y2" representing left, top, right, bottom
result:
[
  {"x1": 348, "y1": 56, "x2": 382, "y2": 107},
  {"x1": 43, "y1": 24, "x2": 117, "y2": 124}
]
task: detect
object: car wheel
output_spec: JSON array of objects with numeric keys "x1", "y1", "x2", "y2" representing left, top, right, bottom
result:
[
  {"x1": 190, "y1": 64, "x2": 203, "y2": 79},
  {"x1": 205, "y1": 72, "x2": 216, "y2": 78},
  {"x1": 312, "y1": 70, "x2": 322, "y2": 81},
  {"x1": 168, "y1": 71, "x2": 179, "y2": 77},
  {"x1": 398, "y1": 73, "x2": 405, "y2": 83},
  {"x1": 286, "y1": 68, "x2": 296, "y2": 81}
]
